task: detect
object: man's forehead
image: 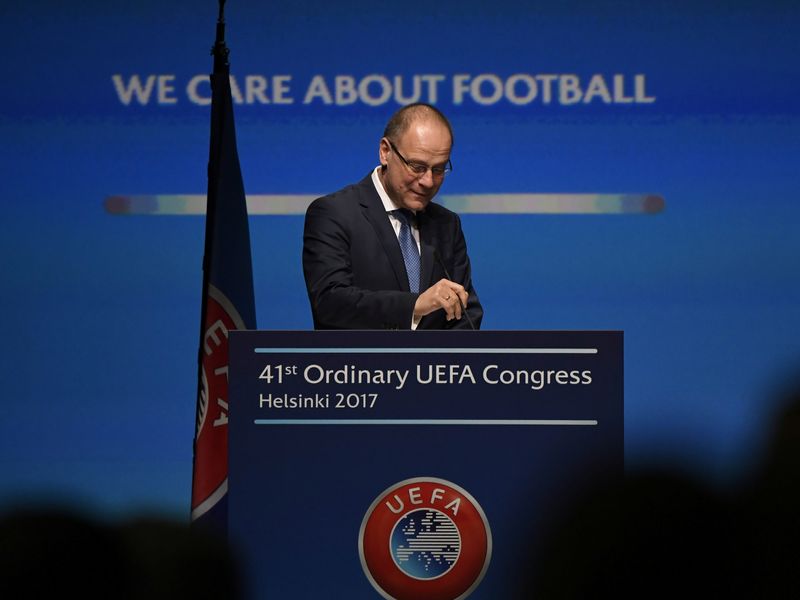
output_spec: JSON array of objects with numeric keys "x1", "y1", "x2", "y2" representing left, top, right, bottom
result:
[
  {"x1": 401, "y1": 117, "x2": 450, "y2": 138},
  {"x1": 398, "y1": 120, "x2": 452, "y2": 153}
]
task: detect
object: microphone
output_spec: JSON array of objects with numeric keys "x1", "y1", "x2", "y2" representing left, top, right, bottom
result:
[{"x1": 433, "y1": 248, "x2": 476, "y2": 330}]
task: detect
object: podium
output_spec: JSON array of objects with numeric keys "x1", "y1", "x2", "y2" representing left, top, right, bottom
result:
[{"x1": 229, "y1": 330, "x2": 622, "y2": 599}]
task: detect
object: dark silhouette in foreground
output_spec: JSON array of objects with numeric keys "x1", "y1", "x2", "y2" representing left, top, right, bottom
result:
[
  {"x1": 0, "y1": 509, "x2": 242, "y2": 600},
  {"x1": 522, "y1": 378, "x2": 800, "y2": 598}
]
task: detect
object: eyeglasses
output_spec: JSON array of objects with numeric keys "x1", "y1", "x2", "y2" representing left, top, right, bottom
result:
[{"x1": 389, "y1": 140, "x2": 452, "y2": 178}]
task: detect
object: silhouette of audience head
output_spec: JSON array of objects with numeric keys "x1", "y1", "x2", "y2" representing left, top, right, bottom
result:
[
  {"x1": 523, "y1": 379, "x2": 800, "y2": 598},
  {"x1": 0, "y1": 507, "x2": 242, "y2": 600}
]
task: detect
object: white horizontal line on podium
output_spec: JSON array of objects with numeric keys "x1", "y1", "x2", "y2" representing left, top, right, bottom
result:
[
  {"x1": 254, "y1": 419, "x2": 598, "y2": 426},
  {"x1": 253, "y1": 347, "x2": 598, "y2": 354}
]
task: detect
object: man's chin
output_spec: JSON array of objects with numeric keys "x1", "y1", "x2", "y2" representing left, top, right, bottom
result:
[{"x1": 404, "y1": 195, "x2": 431, "y2": 211}]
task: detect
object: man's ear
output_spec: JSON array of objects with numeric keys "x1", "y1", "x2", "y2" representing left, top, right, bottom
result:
[{"x1": 378, "y1": 137, "x2": 391, "y2": 167}]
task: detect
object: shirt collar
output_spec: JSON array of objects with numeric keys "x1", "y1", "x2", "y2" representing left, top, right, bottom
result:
[{"x1": 371, "y1": 166, "x2": 406, "y2": 214}]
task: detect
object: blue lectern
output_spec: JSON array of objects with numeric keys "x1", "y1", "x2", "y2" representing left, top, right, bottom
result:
[{"x1": 228, "y1": 330, "x2": 622, "y2": 599}]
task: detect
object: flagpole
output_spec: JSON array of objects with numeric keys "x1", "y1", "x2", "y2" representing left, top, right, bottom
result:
[
  {"x1": 197, "y1": 0, "x2": 228, "y2": 361},
  {"x1": 213, "y1": 0, "x2": 229, "y2": 73}
]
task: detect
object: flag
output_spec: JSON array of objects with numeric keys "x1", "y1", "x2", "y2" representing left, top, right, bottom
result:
[{"x1": 191, "y1": 12, "x2": 256, "y2": 529}]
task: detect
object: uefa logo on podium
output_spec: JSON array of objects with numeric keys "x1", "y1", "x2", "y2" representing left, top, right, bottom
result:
[{"x1": 359, "y1": 477, "x2": 492, "y2": 600}]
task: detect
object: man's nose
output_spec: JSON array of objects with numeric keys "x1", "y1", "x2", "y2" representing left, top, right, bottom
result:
[{"x1": 418, "y1": 168, "x2": 435, "y2": 188}]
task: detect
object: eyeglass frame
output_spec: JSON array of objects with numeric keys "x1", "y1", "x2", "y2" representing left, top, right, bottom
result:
[{"x1": 388, "y1": 140, "x2": 453, "y2": 178}]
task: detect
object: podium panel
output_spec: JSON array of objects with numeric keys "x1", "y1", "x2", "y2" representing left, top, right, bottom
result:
[{"x1": 229, "y1": 330, "x2": 622, "y2": 598}]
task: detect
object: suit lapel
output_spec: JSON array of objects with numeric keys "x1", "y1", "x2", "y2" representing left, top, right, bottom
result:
[
  {"x1": 358, "y1": 179, "x2": 410, "y2": 291},
  {"x1": 418, "y1": 210, "x2": 436, "y2": 290}
]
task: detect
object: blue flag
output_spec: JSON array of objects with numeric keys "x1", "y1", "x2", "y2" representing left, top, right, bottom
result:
[{"x1": 191, "y1": 30, "x2": 257, "y2": 529}]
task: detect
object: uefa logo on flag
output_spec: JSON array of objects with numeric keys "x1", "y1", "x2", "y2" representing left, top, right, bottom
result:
[{"x1": 359, "y1": 477, "x2": 492, "y2": 600}]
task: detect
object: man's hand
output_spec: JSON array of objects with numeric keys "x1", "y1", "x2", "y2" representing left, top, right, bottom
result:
[{"x1": 413, "y1": 279, "x2": 469, "y2": 321}]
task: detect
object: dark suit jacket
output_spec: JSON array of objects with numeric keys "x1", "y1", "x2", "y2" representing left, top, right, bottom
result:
[{"x1": 302, "y1": 173, "x2": 483, "y2": 330}]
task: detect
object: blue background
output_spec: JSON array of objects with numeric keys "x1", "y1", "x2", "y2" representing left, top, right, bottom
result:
[{"x1": 1, "y1": 0, "x2": 799, "y2": 520}]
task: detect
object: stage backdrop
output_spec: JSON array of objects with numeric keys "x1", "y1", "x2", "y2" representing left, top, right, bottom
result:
[{"x1": 1, "y1": 0, "x2": 799, "y2": 516}]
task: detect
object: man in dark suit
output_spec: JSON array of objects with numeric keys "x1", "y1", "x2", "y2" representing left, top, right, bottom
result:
[{"x1": 302, "y1": 103, "x2": 483, "y2": 330}]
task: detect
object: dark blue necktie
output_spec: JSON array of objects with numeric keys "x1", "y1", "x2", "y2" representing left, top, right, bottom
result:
[{"x1": 392, "y1": 209, "x2": 420, "y2": 293}]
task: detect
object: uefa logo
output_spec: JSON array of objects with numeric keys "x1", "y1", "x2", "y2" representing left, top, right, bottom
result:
[{"x1": 359, "y1": 477, "x2": 492, "y2": 600}]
